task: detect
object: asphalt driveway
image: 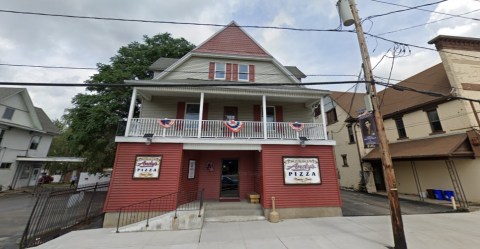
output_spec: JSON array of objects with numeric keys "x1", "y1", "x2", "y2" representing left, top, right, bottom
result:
[
  {"x1": 0, "y1": 193, "x2": 37, "y2": 249},
  {"x1": 341, "y1": 190, "x2": 452, "y2": 216}
]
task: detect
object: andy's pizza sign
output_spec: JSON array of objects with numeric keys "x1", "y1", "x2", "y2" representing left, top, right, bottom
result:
[
  {"x1": 283, "y1": 157, "x2": 321, "y2": 184},
  {"x1": 133, "y1": 156, "x2": 161, "y2": 178}
]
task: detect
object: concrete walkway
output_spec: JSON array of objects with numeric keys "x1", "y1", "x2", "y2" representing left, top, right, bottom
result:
[{"x1": 34, "y1": 211, "x2": 480, "y2": 249}]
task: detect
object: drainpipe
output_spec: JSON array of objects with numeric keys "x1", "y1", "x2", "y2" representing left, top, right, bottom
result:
[{"x1": 353, "y1": 121, "x2": 366, "y2": 188}]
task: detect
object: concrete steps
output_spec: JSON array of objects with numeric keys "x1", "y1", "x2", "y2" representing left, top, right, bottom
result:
[{"x1": 204, "y1": 201, "x2": 265, "y2": 222}]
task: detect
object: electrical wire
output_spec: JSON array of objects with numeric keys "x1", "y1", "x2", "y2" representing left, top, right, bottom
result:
[
  {"x1": 0, "y1": 63, "x2": 97, "y2": 70},
  {"x1": 370, "y1": 0, "x2": 480, "y2": 21},
  {"x1": 366, "y1": 1, "x2": 446, "y2": 19}
]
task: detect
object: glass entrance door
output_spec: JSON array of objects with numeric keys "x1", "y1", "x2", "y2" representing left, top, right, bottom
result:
[{"x1": 220, "y1": 159, "x2": 239, "y2": 198}]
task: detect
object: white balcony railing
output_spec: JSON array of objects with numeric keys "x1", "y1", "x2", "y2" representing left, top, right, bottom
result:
[{"x1": 127, "y1": 118, "x2": 326, "y2": 140}]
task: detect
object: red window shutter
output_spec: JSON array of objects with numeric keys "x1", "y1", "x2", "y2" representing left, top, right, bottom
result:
[
  {"x1": 208, "y1": 62, "x2": 215, "y2": 80},
  {"x1": 233, "y1": 64, "x2": 239, "y2": 81},
  {"x1": 202, "y1": 103, "x2": 209, "y2": 120},
  {"x1": 249, "y1": 65, "x2": 255, "y2": 82},
  {"x1": 275, "y1": 106, "x2": 283, "y2": 122},
  {"x1": 176, "y1": 102, "x2": 186, "y2": 119},
  {"x1": 253, "y1": 105, "x2": 261, "y2": 121},
  {"x1": 226, "y1": 63, "x2": 232, "y2": 81}
]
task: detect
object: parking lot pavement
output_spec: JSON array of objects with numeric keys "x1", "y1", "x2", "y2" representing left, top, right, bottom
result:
[
  {"x1": 0, "y1": 194, "x2": 37, "y2": 249},
  {"x1": 341, "y1": 190, "x2": 452, "y2": 216}
]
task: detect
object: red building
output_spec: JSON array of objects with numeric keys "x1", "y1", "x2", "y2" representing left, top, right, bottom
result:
[{"x1": 103, "y1": 22, "x2": 341, "y2": 226}]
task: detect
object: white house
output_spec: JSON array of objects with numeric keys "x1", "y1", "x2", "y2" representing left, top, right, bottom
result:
[{"x1": 0, "y1": 87, "x2": 59, "y2": 190}]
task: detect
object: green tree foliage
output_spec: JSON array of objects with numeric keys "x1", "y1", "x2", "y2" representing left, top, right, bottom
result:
[
  {"x1": 63, "y1": 33, "x2": 195, "y2": 172},
  {"x1": 46, "y1": 119, "x2": 80, "y2": 174}
]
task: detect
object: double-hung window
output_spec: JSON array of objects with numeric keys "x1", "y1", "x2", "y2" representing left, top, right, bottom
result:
[
  {"x1": 2, "y1": 107, "x2": 15, "y2": 120},
  {"x1": 215, "y1": 63, "x2": 226, "y2": 80},
  {"x1": 185, "y1": 104, "x2": 200, "y2": 129},
  {"x1": 30, "y1": 136, "x2": 41, "y2": 150},
  {"x1": 426, "y1": 109, "x2": 443, "y2": 133},
  {"x1": 238, "y1": 64, "x2": 249, "y2": 81},
  {"x1": 395, "y1": 117, "x2": 407, "y2": 139},
  {"x1": 262, "y1": 106, "x2": 275, "y2": 130}
]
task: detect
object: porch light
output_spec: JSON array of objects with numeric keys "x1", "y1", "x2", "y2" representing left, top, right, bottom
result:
[
  {"x1": 143, "y1": 133, "x2": 154, "y2": 145},
  {"x1": 299, "y1": 136, "x2": 308, "y2": 147}
]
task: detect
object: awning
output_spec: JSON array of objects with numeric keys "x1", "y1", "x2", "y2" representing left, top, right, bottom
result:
[
  {"x1": 363, "y1": 133, "x2": 476, "y2": 161},
  {"x1": 16, "y1": 157, "x2": 85, "y2": 163}
]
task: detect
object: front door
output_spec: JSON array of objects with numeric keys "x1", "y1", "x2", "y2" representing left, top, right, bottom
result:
[
  {"x1": 372, "y1": 161, "x2": 386, "y2": 191},
  {"x1": 220, "y1": 159, "x2": 239, "y2": 198}
]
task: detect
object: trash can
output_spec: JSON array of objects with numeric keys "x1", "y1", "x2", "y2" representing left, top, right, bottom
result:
[
  {"x1": 443, "y1": 190, "x2": 455, "y2": 201},
  {"x1": 433, "y1": 190, "x2": 443, "y2": 200},
  {"x1": 426, "y1": 189, "x2": 435, "y2": 199}
]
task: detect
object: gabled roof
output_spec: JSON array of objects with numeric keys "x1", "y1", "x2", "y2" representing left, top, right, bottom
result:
[
  {"x1": 193, "y1": 21, "x2": 271, "y2": 58},
  {"x1": 363, "y1": 133, "x2": 474, "y2": 161},
  {"x1": 284, "y1": 66, "x2": 307, "y2": 80},
  {"x1": 0, "y1": 87, "x2": 25, "y2": 100},
  {"x1": 149, "y1": 57, "x2": 179, "y2": 71},
  {"x1": 330, "y1": 63, "x2": 453, "y2": 120},
  {"x1": 34, "y1": 107, "x2": 60, "y2": 134}
]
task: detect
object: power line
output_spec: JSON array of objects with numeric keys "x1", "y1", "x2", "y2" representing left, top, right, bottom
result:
[
  {"x1": 0, "y1": 9, "x2": 341, "y2": 32},
  {"x1": 370, "y1": 0, "x2": 480, "y2": 21},
  {"x1": 376, "y1": 8, "x2": 480, "y2": 36},
  {"x1": 367, "y1": 1, "x2": 446, "y2": 19},
  {"x1": 0, "y1": 63, "x2": 97, "y2": 70}
]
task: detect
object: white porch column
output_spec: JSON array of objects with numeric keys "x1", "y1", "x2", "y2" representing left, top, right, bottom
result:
[
  {"x1": 197, "y1": 92, "x2": 204, "y2": 138},
  {"x1": 320, "y1": 96, "x2": 328, "y2": 140},
  {"x1": 124, "y1": 87, "x2": 137, "y2": 137},
  {"x1": 262, "y1": 95, "x2": 267, "y2": 139}
]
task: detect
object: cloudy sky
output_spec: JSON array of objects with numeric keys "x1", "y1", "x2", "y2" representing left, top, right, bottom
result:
[{"x1": 1, "y1": 0, "x2": 479, "y2": 120}]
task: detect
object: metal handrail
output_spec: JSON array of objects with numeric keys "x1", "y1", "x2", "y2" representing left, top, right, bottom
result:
[{"x1": 115, "y1": 189, "x2": 204, "y2": 233}]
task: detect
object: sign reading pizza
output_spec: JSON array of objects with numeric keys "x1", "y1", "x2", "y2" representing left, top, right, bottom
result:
[
  {"x1": 283, "y1": 157, "x2": 321, "y2": 184},
  {"x1": 133, "y1": 155, "x2": 161, "y2": 179}
]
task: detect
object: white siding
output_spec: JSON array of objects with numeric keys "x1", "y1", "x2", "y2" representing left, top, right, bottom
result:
[
  {"x1": 163, "y1": 56, "x2": 295, "y2": 84},
  {"x1": 0, "y1": 93, "x2": 37, "y2": 129}
]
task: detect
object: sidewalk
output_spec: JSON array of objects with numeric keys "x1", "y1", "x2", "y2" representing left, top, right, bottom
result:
[{"x1": 34, "y1": 211, "x2": 480, "y2": 249}]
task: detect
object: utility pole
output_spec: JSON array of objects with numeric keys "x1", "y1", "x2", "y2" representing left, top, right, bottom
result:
[{"x1": 338, "y1": 0, "x2": 408, "y2": 248}]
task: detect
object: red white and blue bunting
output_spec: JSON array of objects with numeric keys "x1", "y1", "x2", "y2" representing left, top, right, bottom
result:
[
  {"x1": 289, "y1": 122, "x2": 304, "y2": 132},
  {"x1": 158, "y1": 118, "x2": 175, "y2": 128},
  {"x1": 224, "y1": 120, "x2": 244, "y2": 133}
]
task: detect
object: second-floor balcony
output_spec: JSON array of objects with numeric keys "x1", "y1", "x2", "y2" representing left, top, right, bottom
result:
[{"x1": 126, "y1": 118, "x2": 326, "y2": 140}]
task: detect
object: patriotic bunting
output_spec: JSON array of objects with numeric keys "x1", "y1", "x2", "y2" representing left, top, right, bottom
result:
[
  {"x1": 289, "y1": 122, "x2": 304, "y2": 132},
  {"x1": 158, "y1": 118, "x2": 175, "y2": 128},
  {"x1": 224, "y1": 120, "x2": 244, "y2": 133}
]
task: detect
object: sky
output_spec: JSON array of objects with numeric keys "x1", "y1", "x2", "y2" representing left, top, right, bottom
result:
[{"x1": 1, "y1": 0, "x2": 479, "y2": 120}]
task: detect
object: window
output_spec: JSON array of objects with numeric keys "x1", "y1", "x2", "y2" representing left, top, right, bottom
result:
[
  {"x1": 326, "y1": 109, "x2": 338, "y2": 125},
  {"x1": 2, "y1": 107, "x2": 15, "y2": 120},
  {"x1": 347, "y1": 125, "x2": 355, "y2": 143},
  {"x1": 0, "y1": 163, "x2": 12, "y2": 169},
  {"x1": 185, "y1": 104, "x2": 200, "y2": 120},
  {"x1": 395, "y1": 117, "x2": 407, "y2": 139},
  {"x1": 426, "y1": 109, "x2": 443, "y2": 133},
  {"x1": 0, "y1": 129, "x2": 4, "y2": 145},
  {"x1": 341, "y1": 154, "x2": 349, "y2": 167},
  {"x1": 238, "y1": 64, "x2": 249, "y2": 81},
  {"x1": 215, "y1": 63, "x2": 226, "y2": 79},
  {"x1": 261, "y1": 106, "x2": 275, "y2": 122},
  {"x1": 30, "y1": 136, "x2": 41, "y2": 150}
]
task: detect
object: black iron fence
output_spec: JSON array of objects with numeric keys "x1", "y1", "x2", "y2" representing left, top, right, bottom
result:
[
  {"x1": 116, "y1": 189, "x2": 204, "y2": 232},
  {"x1": 20, "y1": 182, "x2": 110, "y2": 248}
]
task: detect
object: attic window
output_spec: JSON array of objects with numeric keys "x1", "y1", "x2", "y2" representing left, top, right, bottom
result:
[
  {"x1": 215, "y1": 63, "x2": 226, "y2": 79},
  {"x1": 30, "y1": 136, "x2": 41, "y2": 150},
  {"x1": 2, "y1": 107, "x2": 15, "y2": 120}
]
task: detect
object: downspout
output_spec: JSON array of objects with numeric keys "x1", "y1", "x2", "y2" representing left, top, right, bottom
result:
[{"x1": 353, "y1": 121, "x2": 366, "y2": 189}]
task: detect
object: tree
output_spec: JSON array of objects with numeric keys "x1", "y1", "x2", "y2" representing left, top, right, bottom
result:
[{"x1": 64, "y1": 33, "x2": 195, "y2": 172}]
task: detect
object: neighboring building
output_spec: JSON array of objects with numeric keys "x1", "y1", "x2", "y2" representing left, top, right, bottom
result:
[
  {"x1": 0, "y1": 87, "x2": 59, "y2": 190},
  {"x1": 104, "y1": 21, "x2": 341, "y2": 225},
  {"x1": 327, "y1": 35, "x2": 480, "y2": 206}
]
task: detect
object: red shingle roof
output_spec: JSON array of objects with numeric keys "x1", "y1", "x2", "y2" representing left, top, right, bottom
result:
[{"x1": 194, "y1": 22, "x2": 271, "y2": 58}]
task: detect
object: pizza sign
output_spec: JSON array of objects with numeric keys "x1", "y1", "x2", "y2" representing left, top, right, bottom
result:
[
  {"x1": 133, "y1": 156, "x2": 161, "y2": 178},
  {"x1": 283, "y1": 157, "x2": 321, "y2": 184}
]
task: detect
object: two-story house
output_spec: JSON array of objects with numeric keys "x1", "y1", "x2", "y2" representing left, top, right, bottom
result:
[
  {"x1": 103, "y1": 22, "x2": 341, "y2": 225},
  {"x1": 0, "y1": 87, "x2": 59, "y2": 190},
  {"x1": 327, "y1": 35, "x2": 480, "y2": 207}
]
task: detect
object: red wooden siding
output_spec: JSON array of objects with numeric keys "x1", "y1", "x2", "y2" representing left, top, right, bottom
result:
[
  {"x1": 179, "y1": 150, "x2": 201, "y2": 194},
  {"x1": 196, "y1": 150, "x2": 256, "y2": 200},
  {"x1": 208, "y1": 62, "x2": 215, "y2": 79},
  {"x1": 103, "y1": 143, "x2": 183, "y2": 212},
  {"x1": 261, "y1": 145, "x2": 341, "y2": 209},
  {"x1": 254, "y1": 151, "x2": 264, "y2": 205}
]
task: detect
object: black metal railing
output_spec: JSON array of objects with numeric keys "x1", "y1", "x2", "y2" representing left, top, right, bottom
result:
[
  {"x1": 20, "y1": 182, "x2": 110, "y2": 248},
  {"x1": 116, "y1": 189, "x2": 204, "y2": 233}
]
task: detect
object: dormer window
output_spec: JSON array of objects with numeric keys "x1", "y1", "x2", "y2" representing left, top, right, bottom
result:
[
  {"x1": 238, "y1": 64, "x2": 249, "y2": 81},
  {"x1": 215, "y1": 63, "x2": 226, "y2": 79}
]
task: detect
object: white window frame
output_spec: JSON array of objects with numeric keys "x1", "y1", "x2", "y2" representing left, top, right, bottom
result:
[
  {"x1": 238, "y1": 64, "x2": 249, "y2": 81},
  {"x1": 185, "y1": 103, "x2": 200, "y2": 130},
  {"x1": 214, "y1": 63, "x2": 226, "y2": 80},
  {"x1": 29, "y1": 136, "x2": 41, "y2": 150}
]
